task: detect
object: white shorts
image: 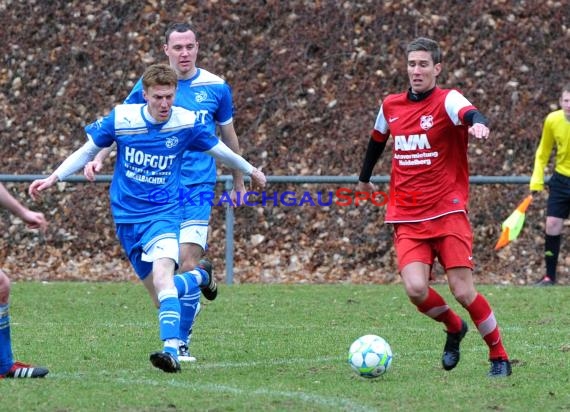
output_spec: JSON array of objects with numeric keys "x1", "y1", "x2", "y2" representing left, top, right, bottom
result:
[
  {"x1": 142, "y1": 237, "x2": 180, "y2": 263},
  {"x1": 179, "y1": 223, "x2": 209, "y2": 249}
]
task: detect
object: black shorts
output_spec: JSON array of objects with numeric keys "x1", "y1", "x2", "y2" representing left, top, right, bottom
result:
[{"x1": 547, "y1": 172, "x2": 570, "y2": 219}]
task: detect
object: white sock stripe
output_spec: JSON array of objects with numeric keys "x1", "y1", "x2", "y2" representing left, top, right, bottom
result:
[
  {"x1": 159, "y1": 311, "x2": 180, "y2": 319},
  {"x1": 157, "y1": 289, "x2": 178, "y2": 302},
  {"x1": 0, "y1": 304, "x2": 9, "y2": 317},
  {"x1": 174, "y1": 274, "x2": 190, "y2": 295},
  {"x1": 165, "y1": 338, "x2": 179, "y2": 348},
  {"x1": 180, "y1": 291, "x2": 201, "y2": 301},
  {"x1": 424, "y1": 305, "x2": 449, "y2": 319},
  {"x1": 0, "y1": 311, "x2": 9, "y2": 328},
  {"x1": 477, "y1": 312, "x2": 497, "y2": 337},
  {"x1": 188, "y1": 269, "x2": 204, "y2": 285}
]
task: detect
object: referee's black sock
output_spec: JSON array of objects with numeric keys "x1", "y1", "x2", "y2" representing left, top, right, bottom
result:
[{"x1": 545, "y1": 234, "x2": 561, "y2": 282}]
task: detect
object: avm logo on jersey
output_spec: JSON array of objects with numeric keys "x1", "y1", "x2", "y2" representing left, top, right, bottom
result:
[{"x1": 146, "y1": 187, "x2": 421, "y2": 208}]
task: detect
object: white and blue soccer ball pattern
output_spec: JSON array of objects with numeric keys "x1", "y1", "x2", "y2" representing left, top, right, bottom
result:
[{"x1": 348, "y1": 334, "x2": 393, "y2": 378}]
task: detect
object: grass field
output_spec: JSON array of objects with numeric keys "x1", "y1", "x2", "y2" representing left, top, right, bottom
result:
[{"x1": 1, "y1": 282, "x2": 569, "y2": 411}]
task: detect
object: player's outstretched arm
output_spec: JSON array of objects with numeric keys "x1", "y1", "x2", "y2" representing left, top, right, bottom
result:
[
  {"x1": 28, "y1": 175, "x2": 59, "y2": 201},
  {"x1": 30, "y1": 139, "x2": 104, "y2": 200},
  {"x1": 0, "y1": 183, "x2": 48, "y2": 231},
  {"x1": 230, "y1": 172, "x2": 246, "y2": 206},
  {"x1": 356, "y1": 135, "x2": 387, "y2": 193},
  {"x1": 205, "y1": 141, "x2": 266, "y2": 189},
  {"x1": 468, "y1": 123, "x2": 490, "y2": 139},
  {"x1": 219, "y1": 123, "x2": 246, "y2": 205},
  {"x1": 464, "y1": 110, "x2": 490, "y2": 140},
  {"x1": 250, "y1": 167, "x2": 266, "y2": 189},
  {"x1": 84, "y1": 143, "x2": 115, "y2": 181}
]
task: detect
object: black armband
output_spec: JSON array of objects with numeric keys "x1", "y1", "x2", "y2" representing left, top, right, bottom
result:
[
  {"x1": 358, "y1": 138, "x2": 387, "y2": 183},
  {"x1": 464, "y1": 110, "x2": 488, "y2": 126}
]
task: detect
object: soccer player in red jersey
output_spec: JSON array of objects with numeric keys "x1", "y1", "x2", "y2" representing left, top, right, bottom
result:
[
  {"x1": 356, "y1": 37, "x2": 512, "y2": 377},
  {"x1": 0, "y1": 183, "x2": 49, "y2": 379}
]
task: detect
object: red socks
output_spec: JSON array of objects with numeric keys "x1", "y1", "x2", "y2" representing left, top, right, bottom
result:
[
  {"x1": 465, "y1": 294, "x2": 509, "y2": 360},
  {"x1": 416, "y1": 287, "x2": 463, "y2": 333},
  {"x1": 416, "y1": 289, "x2": 509, "y2": 361}
]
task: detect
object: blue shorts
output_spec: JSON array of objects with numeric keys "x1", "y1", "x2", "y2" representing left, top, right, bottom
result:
[
  {"x1": 116, "y1": 220, "x2": 180, "y2": 280},
  {"x1": 179, "y1": 183, "x2": 214, "y2": 248},
  {"x1": 547, "y1": 172, "x2": 570, "y2": 219}
]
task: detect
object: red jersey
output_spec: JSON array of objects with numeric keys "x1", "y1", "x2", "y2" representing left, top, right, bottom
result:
[{"x1": 371, "y1": 87, "x2": 476, "y2": 223}]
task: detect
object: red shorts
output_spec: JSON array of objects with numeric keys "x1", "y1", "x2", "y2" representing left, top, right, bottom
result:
[{"x1": 393, "y1": 212, "x2": 474, "y2": 273}]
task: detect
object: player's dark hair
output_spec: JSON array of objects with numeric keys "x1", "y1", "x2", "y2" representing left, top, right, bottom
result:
[
  {"x1": 142, "y1": 64, "x2": 178, "y2": 91},
  {"x1": 406, "y1": 37, "x2": 442, "y2": 64},
  {"x1": 164, "y1": 22, "x2": 197, "y2": 44},
  {"x1": 563, "y1": 83, "x2": 570, "y2": 95}
]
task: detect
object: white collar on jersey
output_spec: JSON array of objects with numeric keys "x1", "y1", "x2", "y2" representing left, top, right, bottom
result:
[{"x1": 143, "y1": 105, "x2": 169, "y2": 124}]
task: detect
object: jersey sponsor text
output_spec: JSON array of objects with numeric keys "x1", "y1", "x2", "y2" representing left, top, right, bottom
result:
[
  {"x1": 125, "y1": 146, "x2": 176, "y2": 170},
  {"x1": 125, "y1": 170, "x2": 167, "y2": 185},
  {"x1": 394, "y1": 134, "x2": 431, "y2": 151}
]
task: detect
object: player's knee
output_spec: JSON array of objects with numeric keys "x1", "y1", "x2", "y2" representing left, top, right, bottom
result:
[
  {"x1": 545, "y1": 224, "x2": 563, "y2": 235},
  {"x1": 452, "y1": 287, "x2": 476, "y2": 308},
  {"x1": 405, "y1": 283, "x2": 428, "y2": 304},
  {"x1": 545, "y1": 217, "x2": 564, "y2": 235},
  {"x1": 0, "y1": 270, "x2": 11, "y2": 303}
]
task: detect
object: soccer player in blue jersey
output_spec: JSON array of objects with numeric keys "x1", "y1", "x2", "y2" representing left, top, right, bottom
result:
[
  {"x1": 84, "y1": 22, "x2": 246, "y2": 361},
  {"x1": 29, "y1": 64, "x2": 266, "y2": 373},
  {"x1": 0, "y1": 183, "x2": 49, "y2": 379}
]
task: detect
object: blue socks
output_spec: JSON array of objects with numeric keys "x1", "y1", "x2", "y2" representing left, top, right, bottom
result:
[
  {"x1": 157, "y1": 289, "x2": 180, "y2": 357},
  {"x1": 174, "y1": 272, "x2": 201, "y2": 344},
  {"x1": 0, "y1": 303, "x2": 13, "y2": 374}
]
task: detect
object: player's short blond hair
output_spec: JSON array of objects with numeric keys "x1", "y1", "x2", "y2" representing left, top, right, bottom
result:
[{"x1": 142, "y1": 64, "x2": 178, "y2": 91}]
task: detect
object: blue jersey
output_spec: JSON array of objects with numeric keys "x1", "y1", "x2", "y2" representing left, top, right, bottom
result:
[
  {"x1": 85, "y1": 104, "x2": 218, "y2": 223},
  {"x1": 124, "y1": 68, "x2": 234, "y2": 186}
]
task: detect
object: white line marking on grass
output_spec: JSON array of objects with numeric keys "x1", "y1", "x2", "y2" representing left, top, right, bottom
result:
[
  {"x1": 195, "y1": 355, "x2": 343, "y2": 369},
  {"x1": 50, "y1": 372, "x2": 377, "y2": 412}
]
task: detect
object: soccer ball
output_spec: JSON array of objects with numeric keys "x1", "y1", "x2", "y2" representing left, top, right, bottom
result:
[{"x1": 348, "y1": 334, "x2": 393, "y2": 378}]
